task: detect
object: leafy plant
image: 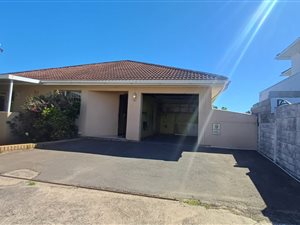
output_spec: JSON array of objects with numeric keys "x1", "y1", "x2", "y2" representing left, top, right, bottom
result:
[
  {"x1": 182, "y1": 199, "x2": 215, "y2": 209},
  {"x1": 183, "y1": 199, "x2": 202, "y2": 206},
  {"x1": 8, "y1": 91, "x2": 80, "y2": 142},
  {"x1": 27, "y1": 180, "x2": 36, "y2": 186},
  {"x1": 213, "y1": 106, "x2": 228, "y2": 111}
]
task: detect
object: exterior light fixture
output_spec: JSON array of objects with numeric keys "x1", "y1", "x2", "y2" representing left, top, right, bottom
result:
[{"x1": 132, "y1": 92, "x2": 137, "y2": 101}]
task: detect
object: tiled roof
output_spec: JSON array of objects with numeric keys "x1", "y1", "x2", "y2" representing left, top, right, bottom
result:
[{"x1": 5, "y1": 60, "x2": 227, "y2": 81}]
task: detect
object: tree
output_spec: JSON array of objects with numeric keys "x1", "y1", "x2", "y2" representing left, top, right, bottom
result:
[
  {"x1": 8, "y1": 91, "x2": 80, "y2": 142},
  {"x1": 213, "y1": 106, "x2": 228, "y2": 110}
]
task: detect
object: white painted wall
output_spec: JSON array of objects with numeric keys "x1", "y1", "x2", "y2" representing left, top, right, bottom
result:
[
  {"x1": 198, "y1": 88, "x2": 212, "y2": 145},
  {"x1": 203, "y1": 110, "x2": 257, "y2": 150},
  {"x1": 291, "y1": 53, "x2": 300, "y2": 75},
  {"x1": 126, "y1": 90, "x2": 142, "y2": 141},
  {"x1": 12, "y1": 85, "x2": 210, "y2": 142},
  {"x1": 260, "y1": 72, "x2": 300, "y2": 101},
  {"x1": 7, "y1": 84, "x2": 258, "y2": 150},
  {"x1": 260, "y1": 40, "x2": 300, "y2": 102},
  {"x1": 79, "y1": 91, "x2": 120, "y2": 137}
]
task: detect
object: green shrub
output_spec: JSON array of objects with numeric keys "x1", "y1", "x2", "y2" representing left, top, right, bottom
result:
[{"x1": 8, "y1": 91, "x2": 80, "y2": 142}]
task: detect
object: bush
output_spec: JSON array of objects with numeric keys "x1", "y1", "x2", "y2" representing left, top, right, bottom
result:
[{"x1": 8, "y1": 91, "x2": 80, "y2": 142}]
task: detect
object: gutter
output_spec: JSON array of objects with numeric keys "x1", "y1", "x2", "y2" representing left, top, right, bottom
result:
[
  {"x1": 40, "y1": 79, "x2": 228, "y2": 86},
  {"x1": 212, "y1": 80, "x2": 230, "y2": 101}
]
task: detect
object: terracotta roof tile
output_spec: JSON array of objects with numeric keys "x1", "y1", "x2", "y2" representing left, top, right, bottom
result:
[{"x1": 4, "y1": 60, "x2": 227, "y2": 81}]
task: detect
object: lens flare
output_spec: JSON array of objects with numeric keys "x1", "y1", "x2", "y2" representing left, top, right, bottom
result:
[
  {"x1": 218, "y1": 0, "x2": 278, "y2": 75},
  {"x1": 179, "y1": 0, "x2": 278, "y2": 191}
]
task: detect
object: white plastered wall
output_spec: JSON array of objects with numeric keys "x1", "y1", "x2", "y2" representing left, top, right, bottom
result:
[
  {"x1": 203, "y1": 110, "x2": 257, "y2": 150},
  {"x1": 10, "y1": 84, "x2": 258, "y2": 150},
  {"x1": 79, "y1": 91, "x2": 120, "y2": 137},
  {"x1": 260, "y1": 72, "x2": 300, "y2": 101}
]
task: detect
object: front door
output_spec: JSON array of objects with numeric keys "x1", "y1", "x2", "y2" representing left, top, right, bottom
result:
[{"x1": 118, "y1": 94, "x2": 128, "y2": 137}]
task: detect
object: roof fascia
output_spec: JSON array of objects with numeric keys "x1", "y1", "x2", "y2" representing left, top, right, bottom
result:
[
  {"x1": 0, "y1": 74, "x2": 40, "y2": 84},
  {"x1": 40, "y1": 79, "x2": 228, "y2": 86}
]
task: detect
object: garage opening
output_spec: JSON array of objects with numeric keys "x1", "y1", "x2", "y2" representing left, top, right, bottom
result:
[{"x1": 141, "y1": 94, "x2": 198, "y2": 144}]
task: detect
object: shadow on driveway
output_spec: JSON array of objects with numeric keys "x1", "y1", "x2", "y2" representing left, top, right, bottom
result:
[
  {"x1": 38, "y1": 136, "x2": 191, "y2": 161},
  {"x1": 34, "y1": 137, "x2": 300, "y2": 224},
  {"x1": 202, "y1": 148, "x2": 300, "y2": 224}
]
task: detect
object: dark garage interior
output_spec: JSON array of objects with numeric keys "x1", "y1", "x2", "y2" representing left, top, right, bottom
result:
[{"x1": 141, "y1": 94, "x2": 199, "y2": 143}]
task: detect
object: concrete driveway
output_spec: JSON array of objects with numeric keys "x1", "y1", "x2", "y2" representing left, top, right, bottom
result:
[{"x1": 0, "y1": 138, "x2": 299, "y2": 223}]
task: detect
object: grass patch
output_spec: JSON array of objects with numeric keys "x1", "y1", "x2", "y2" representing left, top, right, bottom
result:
[
  {"x1": 182, "y1": 199, "x2": 211, "y2": 209},
  {"x1": 27, "y1": 180, "x2": 36, "y2": 186}
]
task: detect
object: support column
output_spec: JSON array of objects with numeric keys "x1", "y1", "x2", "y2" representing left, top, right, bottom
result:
[
  {"x1": 126, "y1": 90, "x2": 142, "y2": 141},
  {"x1": 78, "y1": 90, "x2": 88, "y2": 136},
  {"x1": 7, "y1": 79, "x2": 14, "y2": 112},
  {"x1": 198, "y1": 88, "x2": 212, "y2": 145}
]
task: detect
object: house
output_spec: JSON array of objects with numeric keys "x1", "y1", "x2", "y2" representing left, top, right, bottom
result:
[
  {"x1": 259, "y1": 37, "x2": 300, "y2": 107},
  {"x1": 0, "y1": 60, "x2": 257, "y2": 149}
]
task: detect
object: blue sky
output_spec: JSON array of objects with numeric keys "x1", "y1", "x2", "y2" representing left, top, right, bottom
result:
[{"x1": 0, "y1": 1, "x2": 299, "y2": 112}]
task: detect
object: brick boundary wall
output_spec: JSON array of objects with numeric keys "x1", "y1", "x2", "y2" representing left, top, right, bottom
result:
[{"x1": 253, "y1": 102, "x2": 300, "y2": 180}]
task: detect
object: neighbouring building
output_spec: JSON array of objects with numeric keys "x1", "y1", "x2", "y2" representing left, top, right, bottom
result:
[
  {"x1": 252, "y1": 38, "x2": 300, "y2": 180},
  {"x1": 0, "y1": 60, "x2": 257, "y2": 149},
  {"x1": 260, "y1": 37, "x2": 300, "y2": 106}
]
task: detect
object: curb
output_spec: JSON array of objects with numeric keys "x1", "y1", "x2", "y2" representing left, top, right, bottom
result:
[
  {"x1": 0, "y1": 138, "x2": 81, "y2": 154},
  {"x1": 0, "y1": 143, "x2": 36, "y2": 153},
  {"x1": 0, "y1": 174, "x2": 177, "y2": 202}
]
